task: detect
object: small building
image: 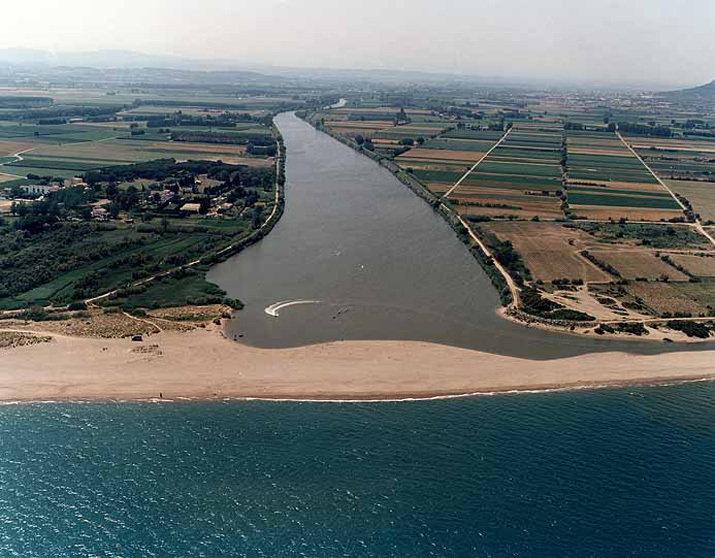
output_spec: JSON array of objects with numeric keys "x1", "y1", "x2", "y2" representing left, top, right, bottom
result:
[
  {"x1": 91, "y1": 207, "x2": 110, "y2": 221},
  {"x1": 159, "y1": 189, "x2": 175, "y2": 203},
  {"x1": 180, "y1": 202, "x2": 202, "y2": 213},
  {"x1": 20, "y1": 184, "x2": 54, "y2": 195},
  {"x1": 64, "y1": 177, "x2": 87, "y2": 188}
]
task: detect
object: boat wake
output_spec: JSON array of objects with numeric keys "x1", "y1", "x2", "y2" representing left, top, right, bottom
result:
[{"x1": 264, "y1": 299, "x2": 321, "y2": 317}]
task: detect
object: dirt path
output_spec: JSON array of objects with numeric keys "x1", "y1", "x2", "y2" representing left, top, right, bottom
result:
[
  {"x1": 617, "y1": 131, "x2": 715, "y2": 248},
  {"x1": 121, "y1": 311, "x2": 162, "y2": 334},
  {"x1": 442, "y1": 127, "x2": 512, "y2": 199},
  {"x1": 0, "y1": 147, "x2": 36, "y2": 178},
  {"x1": 456, "y1": 214, "x2": 521, "y2": 310}
]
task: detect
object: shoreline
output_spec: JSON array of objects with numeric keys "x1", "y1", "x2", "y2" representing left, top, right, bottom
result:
[
  {"x1": 3, "y1": 375, "x2": 713, "y2": 405},
  {"x1": 1, "y1": 324, "x2": 714, "y2": 403}
]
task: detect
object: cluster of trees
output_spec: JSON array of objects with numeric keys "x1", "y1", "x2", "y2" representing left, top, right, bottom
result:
[
  {"x1": 9, "y1": 186, "x2": 96, "y2": 233},
  {"x1": 681, "y1": 119, "x2": 710, "y2": 129},
  {"x1": 0, "y1": 223, "x2": 140, "y2": 298},
  {"x1": 84, "y1": 159, "x2": 274, "y2": 187},
  {"x1": 354, "y1": 135, "x2": 375, "y2": 151},
  {"x1": 666, "y1": 320, "x2": 711, "y2": 338},
  {"x1": 398, "y1": 137, "x2": 425, "y2": 146},
  {"x1": 11, "y1": 201, "x2": 60, "y2": 234},
  {"x1": 521, "y1": 287, "x2": 594, "y2": 321},
  {"x1": 394, "y1": 108, "x2": 410, "y2": 125},
  {"x1": 617, "y1": 122, "x2": 672, "y2": 137},
  {"x1": 581, "y1": 250, "x2": 621, "y2": 277},
  {"x1": 0, "y1": 96, "x2": 52, "y2": 109},
  {"x1": 487, "y1": 236, "x2": 532, "y2": 285},
  {"x1": 246, "y1": 142, "x2": 278, "y2": 156},
  {"x1": 139, "y1": 111, "x2": 271, "y2": 129},
  {"x1": 0, "y1": 105, "x2": 121, "y2": 122},
  {"x1": 169, "y1": 130, "x2": 277, "y2": 152}
]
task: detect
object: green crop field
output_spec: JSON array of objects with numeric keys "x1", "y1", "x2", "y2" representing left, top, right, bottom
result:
[
  {"x1": 1, "y1": 166, "x2": 78, "y2": 178},
  {"x1": 568, "y1": 155, "x2": 646, "y2": 169},
  {"x1": 442, "y1": 130, "x2": 505, "y2": 140},
  {"x1": 7, "y1": 158, "x2": 107, "y2": 171},
  {"x1": 478, "y1": 161, "x2": 562, "y2": 178},
  {"x1": 568, "y1": 191, "x2": 681, "y2": 209},
  {"x1": 567, "y1": 186, "x2": 674, "y2": 198},
  {"x1": 464, "y1": 173, "x2": 560, "y2": 189},
  {"x1": 413, "y1": 169, "x2": 463, "y2": 183},
  {"x1": 493, "y1": 148, "x2": 561, "y2": 162},
  {"x1": 423, "y1": 139, "x2": 495, "y2": 151},
  {"x1": 569, "y1": 171, "x2": 658, "y2": 184}
]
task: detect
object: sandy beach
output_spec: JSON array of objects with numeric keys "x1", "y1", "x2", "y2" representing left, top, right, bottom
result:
[{"x1": 1, "y1": 325, "x2": 714, "y2": 402}]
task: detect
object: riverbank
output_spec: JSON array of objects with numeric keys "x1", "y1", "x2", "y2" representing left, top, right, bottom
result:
[
  {"x1": 1, "y1": 324, "x2": 714, "y2": 402},
  {"x1": 300, "y1": 113, "x2": 715, "y2": 344}
]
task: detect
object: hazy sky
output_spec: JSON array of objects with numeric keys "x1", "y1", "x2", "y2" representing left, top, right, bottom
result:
[{"x1": 3, "y1": 0, "x2": 714, "y2": 86}]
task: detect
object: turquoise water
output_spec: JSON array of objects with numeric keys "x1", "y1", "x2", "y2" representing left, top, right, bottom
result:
[{"x1": 1, "y1": 383, "x2": 714, "y2": 556}]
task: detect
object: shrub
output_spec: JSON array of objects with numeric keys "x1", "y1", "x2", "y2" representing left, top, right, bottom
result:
[
  {"x1": 616, "y1": 322, "x2": 648, "y2": 336},
  {"x1": 666, "y1": 320, "x2": 710, "y2": 339}
]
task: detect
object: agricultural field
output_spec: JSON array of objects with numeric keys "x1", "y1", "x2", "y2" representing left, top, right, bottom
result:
[
  {"x1": 565, "y1": 131, "x2": 683, "y2": 222},
  {"x1": 479, "y1": 221, "x2": 610, "y2": 283},
  {"x1": 664, "y1": 179, "x2": 715, "y2": 224},
  {"x1": 403, "y1": 130, "x2": 505, "y2": 195},
  {"x1": 0, "y1": 88, "x2": 289, "y2": 182},
  {"x1": 447, "y1": 122, "x2": 565, "y2": 220},
  {"x1": 0, "y1": 123, "x2": 276, "y2": 180},
  {"x1": 314, "y1": 106, "x2": 455, "y2": 160},
  {"x1": 669, "y1": 253, "x2": 715, "y2": 277},
  {"x1": 482, "y1": 219, "x2": 715, "y2": 320},
  {"x1": 311, "y1": 102, "x2": 509, "y2": 195},
  {"x1": 586, "y1": 249, "x2": 689, "y2": 281},
  {"x1": 620, "y1": 281, "x2": 715, "y2": 317},
  {"x1": 627, "y1": 135, "x2": 715, "y2": 183}
]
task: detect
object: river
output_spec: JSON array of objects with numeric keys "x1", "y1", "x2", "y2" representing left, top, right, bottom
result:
[{"x1": 208, "y1": 112, "x2": 705, "y2": 359}]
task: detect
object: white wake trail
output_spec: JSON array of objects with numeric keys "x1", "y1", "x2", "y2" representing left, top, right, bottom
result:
[{"x1": 264, "y1": 300, "x2": 321, "y2": 317}]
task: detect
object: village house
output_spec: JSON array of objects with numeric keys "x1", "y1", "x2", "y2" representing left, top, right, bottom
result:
[{"x1": 20, "y1": 184, "x2": 59, "y2": 195}]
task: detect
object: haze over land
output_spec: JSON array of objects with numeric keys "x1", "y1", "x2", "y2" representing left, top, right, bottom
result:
[{"x1": 1, "y1": 0, "x2": 713, "y2": 89}]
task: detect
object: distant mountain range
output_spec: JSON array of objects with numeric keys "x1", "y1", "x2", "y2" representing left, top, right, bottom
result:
[
  {"x1": 0, "y1": 47, "x2": 701, "y2": 90},
  {"x1": 0, "y1": 48, "x2": 248, "y2": 71},
  {"x1": 0, "y1": 48, "x2": 530, "y2": 88},
  {"x1": 664, "y1": 79, "x2": 715, "y2": 100}
]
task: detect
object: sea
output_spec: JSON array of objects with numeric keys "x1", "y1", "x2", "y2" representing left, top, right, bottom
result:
[{"x1": 1, "y1": 382, "x2": 713, "y2": 556}]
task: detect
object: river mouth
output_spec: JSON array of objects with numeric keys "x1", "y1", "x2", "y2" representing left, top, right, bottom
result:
[{"x1": 207, "y1": 112, "x2": 710, "y2": 360}]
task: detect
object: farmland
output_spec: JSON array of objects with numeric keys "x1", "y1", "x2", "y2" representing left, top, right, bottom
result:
[
  {"x1": 564, "y1": 131, "x2": 683, "y2": 222},
  {"x1": 0, "y1": 87, "x2": 304, "y2": 184},
  {"x1": 447, "y1": 122, "x2": 565, "y2": 220},
  {"x1": 664, "y1": 179, "x2": 715, "y2": 224},
  {"x1": 0, "y1": 122, "x2": 278, "y2": 181},
  {"x1": 302, "y1": 90, "x2": 715, "y2": 338},
  {"x1": 479, "y1": 222, "x2": 610, "y2": 283}
]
